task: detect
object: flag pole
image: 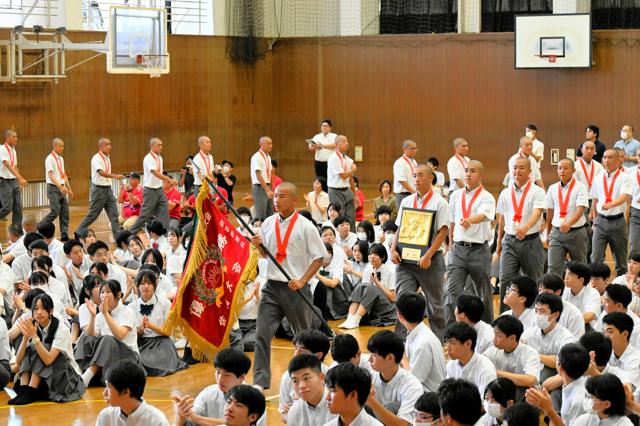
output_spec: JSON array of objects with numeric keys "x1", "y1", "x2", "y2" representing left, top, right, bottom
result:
[{"x1": 188, "y1": 160, "x2": 335, "y2": 336}]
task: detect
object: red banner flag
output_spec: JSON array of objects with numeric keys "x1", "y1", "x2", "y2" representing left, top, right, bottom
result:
[{"x1": 163, "y1": 184, "x2": 258, "y2": 359}]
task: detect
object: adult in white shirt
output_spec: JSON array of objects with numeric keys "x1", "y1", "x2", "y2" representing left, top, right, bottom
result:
[
  {"x1": 545, "y1": 159, "x2": 590, "y2": 277},
  {"x1": 327, "y1": 135, "x2": 357, "y2": 229},
  {"x1": 526, "y1": 124, "x2": 544, "y2": 167},
  {"x1": 249, "y1": 136, "x2": 274, "y2": 220},
  {"x1": 446, "y1": 137, "x2": 470, "y2": 193},
  {"x1": 506, "y1": 136, "x2": 544, "y2": 188},
  {"x1": 496, "y1": 157, "x2": 546, "y2": 312},
  {"x1": 249, "y1": 182, "x2": 328, "y2": 392},
  {"x1": 392, "y1": 139, "x2": 418, "y2": 206},
  {"x1": 305, "y1": 176, "x2": 330, "y2": 223},
  {"x1": 574, "y1": 140, "x2": 604, "y2": 262},
  {"x1": 446, "y1": 160, "x2": 496, "y2": 324},
  {"x1": 41, "y1": 138, "x2": 73, "y2": 240},
  {"x1": 397, "y1": 292, "x2": 446, "y2": 392},
  {"x1": 191, "y1": 135, "x2": 214, "y2": 196},
  {"x1": 0, "y1": 130, "x2": 27, "y2": 228},
  {"x1": 391, "y1": 164, "x2": 450, "y2": 341},
  {"x1": 76, "y1": 137, "x2": 125, "y2": 239},
  {"x1": 590, "y1": 149, "x2": 632, "y2": 277},
  {"x1": 309, "y1": 119, "x2": 337, "y2": 184},
  {"x1": 129, "y1": 138, "x2": 178, "y2": 234}
]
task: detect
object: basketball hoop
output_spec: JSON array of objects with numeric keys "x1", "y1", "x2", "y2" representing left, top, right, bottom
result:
[
  {"x1": 548, "y1": 55, "x2": 557, "y2": 63},
  {"x1": 139, "y1": 54, "x2": 167, "y2": 79}
]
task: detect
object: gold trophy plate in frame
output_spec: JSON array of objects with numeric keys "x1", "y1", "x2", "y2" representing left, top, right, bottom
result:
[{"x1": 396, "y1": 207, "x2": 436, "y2": 264}]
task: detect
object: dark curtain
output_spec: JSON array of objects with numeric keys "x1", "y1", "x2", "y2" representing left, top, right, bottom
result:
[
  {"x1": 593, "y1": 0, "x2": 640, "y2": 29},
  {"x1": 481, "y1": 0, "x2": 552, "y2": 32},
  {"x1": 225, "y1": 0, "x2": 266, "y2": 64},
  {"x1": 380, "y1": 0, "x2": 458, "y2": 34}
]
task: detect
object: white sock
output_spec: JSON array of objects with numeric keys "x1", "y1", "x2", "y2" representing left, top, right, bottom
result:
[
  {"x1": 352, "y1": 314, "x2": 362, "y2": 325},
  {"x1": 82, "y1": 369, "x2": 95, "y2": 387}
]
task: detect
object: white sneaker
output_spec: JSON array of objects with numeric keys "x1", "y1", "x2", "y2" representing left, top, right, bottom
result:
[{"x1": 252, "y1": 384, "x2": 265, "y2": 394}]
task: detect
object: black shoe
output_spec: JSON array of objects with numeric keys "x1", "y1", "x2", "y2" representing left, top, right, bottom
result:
[
  {"x1": 182, "y1": 347, "x2": 200, "y2": 365},
  {"x1": 11, "y1": 386, "x2": 38, "y2": 405},
  {"x1": 8, "y1": 384, "x2": 25, "y2": 404},
  {"x1": 61, "y1": 232, "x2": 70, "y2": 242}
]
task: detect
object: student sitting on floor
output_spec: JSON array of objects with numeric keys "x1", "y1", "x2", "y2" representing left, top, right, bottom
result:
[
  {"x1": 412, "y1": 392, "x2": 442, "y2": 426},
  {"x1": 96, "y1": 360, "x2": 169, "y2": 425},
  {"x1": 0, "y1": 307, "x2": 10, "y2": 390},
  {"x1": 286, "y1": 354, "x2": 335, "y2": 425},
  {"x1": 484, "y1": 315, "x2": 540, "y2": 400},
  {"x1": 74, "y1": 279, "x2": 141, "y2": 387},
  {"x1": 219, "y1": 385, "x2": 266, "y2": 426},
  {"x1": 589, "y1": 262, "x2": 611, "y2": 296},
  {"x1": 85, "y1": 241, "x2": 128, "y2": 291},
  {"x1": 445, "y1": 321, "x2": 497, "y2": 397},
  {"x1": 437, "y1": 378, "x2": 483, "y2": 426},
  {"x1": 594, "y1": 284, "x2": 640, "y2": 349},
  {"x1": 74, "y1": 274, "x2": 103, "y2": 343},
  {"x1": 574, "y1": 374, "x2": 633, "y2": 426},
  {"x1": 342, "y1": 239, "x2": 368, "y2": 289},
  {"x1": 63, "y1": 239, "x2": 92, "y2": 304},
  {"x1": 10, "y1": 293, "x2": 85, "y2": 405},
  {"x1": 279, "y1": 329, "x2": 330, "y2": 422},
  {"x1": 525, "y1": 343, "x2": 591, "y2": 426},
  {"x1": 172, "y1": 347, "x2": 265, "y2": 426},
  {"x1": 563, "y1": 261, "x2": 601, "y2": 331},
  {"x1": 324, "y1": 362, "x2": 383, "y2": 426},
  {"x1": 130, "y1": 269, "x2": 186, "y2": 377},
  {"x1": 538, "y1": 273, "x2": 586, "y2": 338},
  {"x1": 338, "y1": 243, "x2": 397, "y2": 329},
  {"x1": 314, "y1": 242, "x2": 349, "y2": 320},
  {"x1": 501, "y1": 275, "x2": 539, "y2": 329},
  {"x1": 328, "y1": 331, "x2": 371, "y2": 371},
  {"x1": 479, "y1": 378, "x2": 516, "y2": 426},
  {"x1": 455, "y1": 294, "x2": 495, "y2": 354},
  {"x1": 396, "y1": 291, "x2": 446, "y2": 392},
  {"x1": 365, "y1": 330, "x2": 423, "y2": 425},
  {"x1": 603, "y1": 312, "x2": 640, "y2": 385},
  {"x1": 502, "y1": 402, "x2": 541, "y2": 426}
]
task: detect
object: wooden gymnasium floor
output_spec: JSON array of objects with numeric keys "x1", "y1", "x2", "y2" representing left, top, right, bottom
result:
[{"x1": 0, "y1": 185, "x2": 615, "y2": 425}]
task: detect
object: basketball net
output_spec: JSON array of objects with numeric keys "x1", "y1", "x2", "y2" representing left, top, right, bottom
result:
[{"x1": 136, "y1": 54, "x2": 163, "y2": 79}]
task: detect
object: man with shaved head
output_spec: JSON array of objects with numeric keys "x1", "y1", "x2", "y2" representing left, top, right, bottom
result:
[
  {"x1": 191, "y1": 135, "x2": 214, "y2": 196},
  {"x1": 250, "y1": 136, "x2": 274, "y2": 220},
  {"x1": 545, "y1": 159, "x2": 589, "y2": 277},
  {"x1": 0, "y1": 130, "x2": 27, "y2": 228},
  {"x1": 575, "y1": 140, "x2": 604, "y2": 260},
  {"x1": 129, "y1": 137, "x2": 178, "y2": 234},
  {"x1": 40, "y1": 137, "x2": 73, "y2": 241},
  {"x1": 393, "y1": 139, "x2": 418, "y2": 206},
  {"x1": 446, "y1": 137, "x2": 470, "y2": 193},
  {"x1": 590, "y1": 149, "x2": 632, "y2": 276},
  {"x1": 327, "y1": 135, "x2": 357, "y2": 228},
  {"x1": 249, "y1": 181, "x2": 328, "y2": 392},
  {"x1": 391, "y1": 163, "x2": 449, "y2": 341},
  {"x1": 76, "y1": 137, "x2": 125, "y2": 239},
  {"x1": 507, "y1": 136, "x2": 544, "y2": 189},
  {"x1": 445, "y1": 160, "x2": 496, "y2": 324},
  {"x1": 496, "y1": 156, "x2": 546, "y2": 312}
]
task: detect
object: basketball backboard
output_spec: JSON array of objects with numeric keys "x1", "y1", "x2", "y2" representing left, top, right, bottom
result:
[{"x1": 106, "y1": 6, "x2": 169, "y2": 77}]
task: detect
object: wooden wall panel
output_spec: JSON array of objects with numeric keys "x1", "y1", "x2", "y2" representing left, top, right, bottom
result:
[{"x1": 1, "y1": 30, "x2": 640, "y2": 201}]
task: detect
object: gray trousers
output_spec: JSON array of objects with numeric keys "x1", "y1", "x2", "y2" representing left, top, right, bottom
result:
[
  {"x1": 253, "y1": 280, "x2": 314, "y2": 389},
  {"x1": 0, "y1": 178, "x2": 22, "y2": 227},
  {"x1": 499, "y1": 234, "x2": 545, "y2": 312},
  {"x1": 129, "y1": 187, "x2": 169, "y2": 234},
  {"x1": 592, "y1": 215, "x2": 628, "y2": 276},
  {"x1": 394, "y1": 253, "x2": 447, "y2": 342},
  {"x1": 77, "y1": 185, "x2": 120, "y2": 239},
  {"x1": 252, "y1": 184, "x2": 274, "y2": 220},
  {"x1": 42, "y1": 184, "x2": 69, "y2": 235},
  {"x1": 349, "y1": 283, "x2": 396, "y2": 325},
  {"x1": 329, "y1": 187, "x2": 355, "y2": 229},
  {"x1": 547, "y1": 226, "x2": 589, "y2": 277},
  {"x1": 630, "y1": 207, "x2": 640, "y2": 256},
  {"x1": 395, "y1": 192, "x2": 411, "y2": 208},
  {"x1": 445, "y1": 243, "x2": 493, "y2": 325}
]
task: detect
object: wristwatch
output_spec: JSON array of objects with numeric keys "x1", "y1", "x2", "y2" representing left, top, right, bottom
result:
[{"x1": 32, "y1": 337, "x2": 40, "y2": 345}]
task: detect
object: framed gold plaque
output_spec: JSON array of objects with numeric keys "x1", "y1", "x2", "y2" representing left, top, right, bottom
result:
[{"x1": 396, "y1": 207, "x2": 436, "y2": 264}]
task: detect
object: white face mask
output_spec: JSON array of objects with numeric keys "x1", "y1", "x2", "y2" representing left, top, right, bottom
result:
[
  {"x1": 525, "y1": 130, "x2": 534, "y2": 139},
  {"x1": 240, "y1": 215, "x2": 251, "y2": 224},
  {"x1": 582, "y1": 395, "x2": 596, "y2": 415},
  {"x1": 222, "y1": 165, "x2": 231, "y2": 173},
  {"x1": 357, "y1": 232, "x2": 368, "y2": 241},
  {"x1": 384, "y1": 233, "x2": 395, "y2": 244},
  {"x1": 414, "y1": 423, "x2": 435, "y2": 426},
  {"x1": 484, "y1": 400, "x2": 504, "y2": 419},
  {"x1": 621, "y1": 131, "x2": 630, "y2": 140},
  {"x1": 536, "y1": 313, "x2": 551, "y2": 330}
]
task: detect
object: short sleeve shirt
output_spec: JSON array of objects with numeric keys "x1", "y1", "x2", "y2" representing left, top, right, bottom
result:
[
  {"x1": 0, "y1": 144, "x2": 17, "y2": 180},
  {"x1": 91, "y1": 152, "x2": 112, "y2": 186},
  {"x1": 143, "y1": 152, "x2": 163, "y2": 188},
  {"x1": 545, "y1": 179, "x2": 589, "y2": 228},
  {"x1": 45, "y1": 152, "x2": 66, "y2": 185}
]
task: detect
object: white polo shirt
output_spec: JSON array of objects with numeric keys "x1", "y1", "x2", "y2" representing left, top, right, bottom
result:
[
  {"x1": 532, "y1": 139, "x2": 545, "y2": 166},
  {"x1": 483, "y1": 342, "x2": 540, "y2": 380},
  {"x1": 573, "y1": 157, "x2": 603, "y2": 200},
  {"x1": 396, "y1": 191, "x2": 451, "y2": 252},
  {"x1": 250, "y1": 149, "x2": 271, "y2": 185},
  {"x1": 45, "y1": 152, "x2": 66, "y2": 185},
  {"x1": 521, "y1": 324, "x2": 576, "y2": 369},
  {"x1": 559, "y1": 299, "x2": 586, "y2": 338},
  {"x1": 96, "y1": 401, "x2": 169, "y2": 426},
  {"x1": 143, "y1": 152, "x2": 163, "y2": 189},
  {"x1": 591, "y1": 169, "x2": 632, "y2": 216},
  {"x1": 447, "y1": 154, "x2": 470, "y2": 192},
  {"x1": 594, "y1": 309, "x2": 640, "y2": 350},
  {"x1": 507, "y1": 152, "x2": 542, "y2": 185},
  {"x1": 327, "y1": 151, "x2": 353, "y2": 189},
  {"x1": 446, "y1": 352, "x2": 497, "y2": 397},
  {"x1": 497, "y1": 181, "x2": 546, "y2": 236},
  {"x1": 405, "y1": 322, "x2": 446, "y2": 392},
  {"x1": 561, "y1": 376, "x2": 587, "y2": 426},
  {"x1": 192, "y1": 151, "x2": 214, "y2": 186},
  {"x1": 260, "y1": 212, "x2": 327, "y2": 282},
  {"x1": 0, "y1": 143, "x2": 17, "y2": 180},
  {"x1": 449, "y1": 186, "x2": 495, "y2": 243},
  {"x1": 628, "y1": 165, "x2": 640, "y2": 210},
  {"x1": 563, "y1": 285, "x2": 602, "y2": 329},
  {"x1": 393, "y1": 155, "x2": 417, "y2": 194},
  {"x1": 312, "y1": 132, "x2": 337, "y2": 162},
  {"x1": 94, "y1": 302, "x2": 138, "y2": 353},
  {"x1": 90, "y1": 151, "x2": 112, "y2": 186},
  {"x1": 371, "y1": 367, "x2": 423, "y2": 423},
  {"x1": 546, "y1": 179, "x2": 589, "y2": 228},
  {"x1": 609, "y1": 343, "x2": 640, "y2": 385},
  {"x1": 287, "y1": 388, "x2": 336, "y2": 426},
  {"x1": 474, "y1": 320, "x2": 495, "y2": 355}
]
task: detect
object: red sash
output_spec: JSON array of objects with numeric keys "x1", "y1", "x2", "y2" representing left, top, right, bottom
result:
[
  {"x1": 558, "y1": 178, "x2": 576, "y2": 219},
  {"x1": 603, "y1": 169, "x2": 621, "y2": 203},
  {"x1": 511, "y1": 181, "x2": 532, "y2": 223},
  {"x1": 275, "y1": 211, "x2": 299, "y2": 262},
  {"x1": 462, "y1": 186, "x2": 483, "y2": 219},
  {"x1": 413, "y1": 190, "x2": 434, "y2": 209}
]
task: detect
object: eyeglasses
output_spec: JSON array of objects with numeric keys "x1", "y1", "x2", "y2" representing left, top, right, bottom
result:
[
  {"x1": 412, "y1": 411, "x2": 438, "y2": 422},
  {"x1": 506, "y1": 286, "x2": 519, "y2": 294}
]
